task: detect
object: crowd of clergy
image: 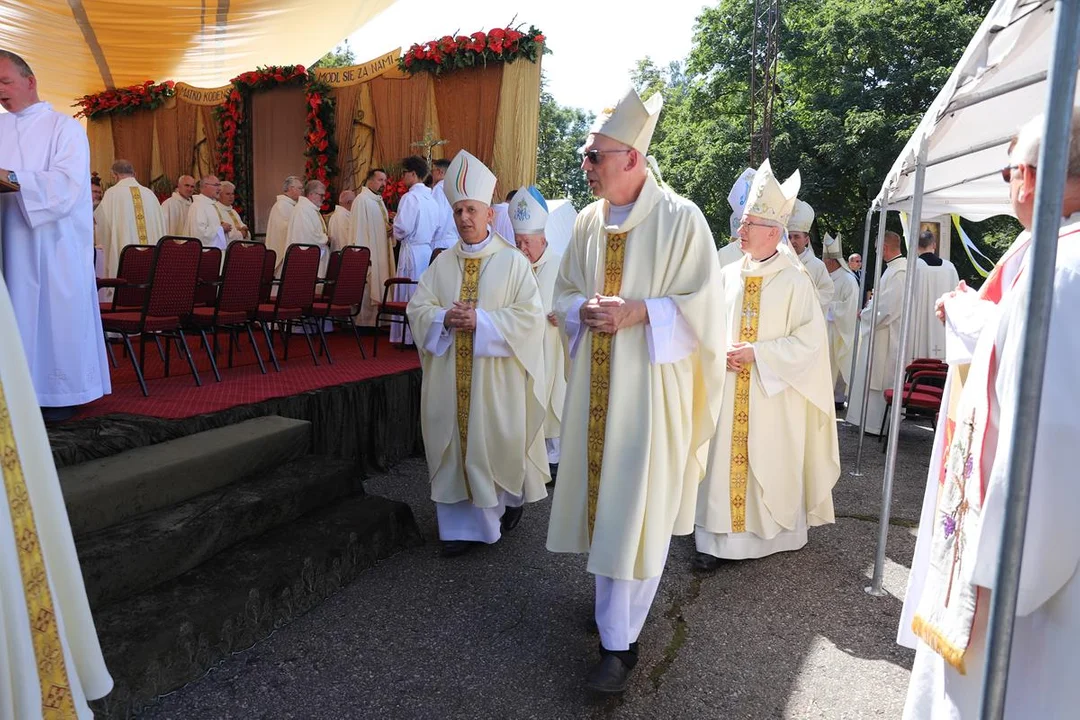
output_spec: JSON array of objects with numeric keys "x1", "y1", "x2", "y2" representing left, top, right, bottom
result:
[{"x1": 2, "y1": 44, "x2": 1079, "y2": 718}]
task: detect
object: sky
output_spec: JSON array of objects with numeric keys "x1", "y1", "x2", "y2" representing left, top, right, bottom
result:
[{"x1": 346, "y1": 0, "x2": 711, "y2": 114}]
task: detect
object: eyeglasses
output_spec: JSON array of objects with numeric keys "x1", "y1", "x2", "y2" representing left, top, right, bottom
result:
[
  {"x1": 1001, "y1": 164, "x2": 1029, "y2": 183},
  {"x1": 580, "y1": 149, "x2": 632, "y2": 165},
  {"x1": 739, "y1": 219, "x2": 775, "y2": 230}
]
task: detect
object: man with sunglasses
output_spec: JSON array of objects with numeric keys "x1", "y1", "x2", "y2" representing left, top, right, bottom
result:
[
  {"x1": 546, "y1": 87, "x2": 726, "y2": 694},
  {"x1": 184, "y1": 174, "x2": 229, "y2": 251}
]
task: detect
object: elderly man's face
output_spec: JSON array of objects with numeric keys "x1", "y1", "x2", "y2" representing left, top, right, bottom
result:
[
  {"x1": 580, "y1": 133, "x2": 635, "y2": 200},
  {"x1": 220, "y1": 186, "x2": 235, "y2": 206},
  {"x1": 1009, "y1": 163, "x2": 1037, "y2": 230},
  {"x1": 177, "y1": 176, "x2": 196, "y2": 199},
  {"x1": 453, "y1": 200, "x2": 494, "y2": 244},
  {"x1": 738, "y1": 215, "x2": 781, "y2": 260},
  {"x1": 200, "y1": 177, "x2": 222, "y2": 200},
  {"x1": 516, "y1": 233, "x2": 547, "y2": 264},
  {"x1": 848, "y1": 254, "x2": 862, "y2": 271},
  {"x1": 285, "y1": 181, "x2": 303, "y2": 201},
  {"x1": 91, "y1": 184, "x2": 103, "y2": 209},
  {"x1": 789, "y1": 231, "x2": 810, "y2": 254},
  {"x1": 0, "y1": 58, "x2": 37, "y2": 113},
  {"x1": 307, "y1": 184, "x2": 326, "y2": 205}
]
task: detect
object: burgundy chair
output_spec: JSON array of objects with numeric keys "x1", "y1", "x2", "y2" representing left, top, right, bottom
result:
[
  {"x1": 879, "y1": 360, "x2": 949, "y2": 443},
  {"x1": 101, "y1": 237, "x2": 205, "y2": 396},
  {"x1": 306, "y1": 246, "x2": 371, "y2": 363},
  {"x1": 260, "y1": 249, "x2": 277, "y2": 304},
  {"x1": 255, "y1": 243, "x2": 321, "y2": 370},
  {"x1": 194, "y1": 246, "x2": 223, "y2": 307},
  {"x1": 100, "y1": 244, "x2": 154, "y2": 313},
  {"x1": 321, "y1": 249, "x2": 343, "y2": 302},
  {"x1": 189, "y1": 241, "x2": 268, "y2": 374}
]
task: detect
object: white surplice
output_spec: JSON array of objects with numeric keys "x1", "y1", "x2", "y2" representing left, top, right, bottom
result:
[
  {"x1": 327, "y1": 204, "x2": 352, "y2": 252},
  {"x1": 160, "y1": 191, "x2": 192, "y2": 236},
  {"x1": 798, "y1": 245, "x2": 835, "y2": 312},
  {"x1": 391, "y1": 183, "x2": 439, "y2": 343},
  {"x1": 827, "y1": 266, "x2": 860, "y2": 397},
  {"x1": 0, "y1": 275, "x2": 113, "y2": 719},
  {"x1": 0, "y1": 101, "x2": 111, "y2": 407},
  {"x1": 266, "y1": 194, "x2": 297, "y2": 273},
  {"x1": 285, "y1": 196, "x2": 330, "y2": 276},
  {"x1": 93, "y1": 177, "x2": 166, "y2": 279},
  {"x1": 431, "y1": 180, "x2": 458, "y2": 250},
  {"x1": 183, "y1": 193, "x2": 227, "y2": 250},
  {"x1": 910, "y1": 255, "x2": 960, "y2": 361}
]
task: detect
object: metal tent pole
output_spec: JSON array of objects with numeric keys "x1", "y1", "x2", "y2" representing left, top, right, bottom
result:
[
  {"x1": 866, "y1": 137, "x2": 928, "y2": 597},
  {"x1": 845, "y1": 203, "x2": 876, "y2": 418},
  {"x1": 980, "y1": 0, "x2": 1080, "y2": 715}
]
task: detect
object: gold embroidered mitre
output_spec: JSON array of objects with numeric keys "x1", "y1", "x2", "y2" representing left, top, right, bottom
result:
[{"x1": 742, "y1": 159, "x2": 801, "y2": 226}]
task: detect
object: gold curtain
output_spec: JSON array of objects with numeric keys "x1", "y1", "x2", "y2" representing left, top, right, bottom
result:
[
  {"x1": 110, "y1": 109, "x2": 156, "y2": 184},
  {"x1": 491, "y1": 58, "x2": 542, "y2": 201},
  {"x1": 331, "y1": 84, "x2": 362, "y2": 189},
  {"x1": 351, "y1": 83, "x2": 376, "y2": 189},
  {"x1": 87, "y1": 118, "x2": 115, "y2": 180},
  {"x1": 369, "y1": 74, "x2": 430, "y2": 168},
  {"x1": 200, "y1": 106, "x2": 221, "y2": 173},
  {"x1": 433, "y1": 66, "x2": 504, "y2": 170},
  {"x1": 176, "y1": 99, "x2": 201, "y2": 178},
  {"x1": 156, "y1": 103, "x2": 181, "y2": 186}
]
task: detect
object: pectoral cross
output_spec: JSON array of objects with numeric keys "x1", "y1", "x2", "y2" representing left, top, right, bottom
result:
[
  {"x1": 410, "y1": 129, "x2": 448, "y2": 165},
  {"x1": 742, "y1": 306, "x2": 758, "y2": 334}
]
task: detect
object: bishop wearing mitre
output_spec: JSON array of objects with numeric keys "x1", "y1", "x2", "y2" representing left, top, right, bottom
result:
[
  {"x1": 94, "y1": 159, "x2": 166, "y2": 279},
  {"x1": 352, "y1": 169, "x2": 395, "y2": 326},
  {"x1": 183, "y1": 175, "x2": 228, "y2": 251},
  {"x1": 267, "y1": 176, "x2": 303, "y2": 271},
  {"x1": 694, "y1": 159, "x2": 839, "y2": 571},
  {"x1": 406, "y1": 150, "x2": 549, "y2": 558},
  {"x1": 285, "y1": 180, "x2": 331, "y2": 276},
  {"x1": 786, "y1": 199, "x2": 835, "y2": 312},
  {"x1": 719, "y1": 168, "x2": 756, "y2": 268},
  {"x1": 509, "y1": 185, "x2": 566, "y2": 481},
  {"x1": 822, "y1": 232, "x2": 860, "y2": 403},
  {"x1": 546, "y1": 87, "x2": 725, "y2": 694}
]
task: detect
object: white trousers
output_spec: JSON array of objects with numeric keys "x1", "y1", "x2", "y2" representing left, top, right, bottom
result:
[
  {"x1": 594, "y1": 538, "x2": 671, "y2": 651},
  {"x1": 435, "y1": 491, "x2": 523, "y2": 543},
  {"x1": 545, "y1": 437, "x2": 561, "y2": 464}
]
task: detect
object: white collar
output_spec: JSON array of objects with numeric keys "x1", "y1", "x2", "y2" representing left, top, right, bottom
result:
[{"x1": 459, "y1": 232, "x2": 494, "y2": 254}]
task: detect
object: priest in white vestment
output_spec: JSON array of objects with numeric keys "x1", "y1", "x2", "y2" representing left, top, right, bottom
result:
[
  {"x1": 285, "y1": 180, "x2": 331, "y2": 276},
  {"x1": 430, "y1": 158, "x2": 459, "y2": 250},
  {"x1": 694, "y1": 160, "x2": 839, "y2": 570},
  {"x1": 160, "y1": 175, "x2": 195, "y2": 236},
  {"x1": 392, "y1": 156, "x2": 439, "y2": 344},
  {"x1": 217, "y1": 181, "x2": 249, "y2": 243},
  {"x1": 267, "y1": 176, "x2": 303, "y2": 272},
  {"x1": 910, "y1": 229, "x2": 960, "y2": 360},
  {"x1": 327, "y1": 190, "x2": 355, "y2": 252},
  {"x1": 352, "y1": 169, "x2": 394, "y2": 327},
  {"x1": 0, "y1": 52, "x2": 111, "y2": 419},
  {"x1": 899, "y1": 112, "x2": 1080, "y2": 719},
  {"x1": 183, "y1": 175, "x2": 228, "y2": 251},
  {"x1": 406, "y1": 150, "x2": 549, "y2": 557},
  {"x1": 546, "y1": 88, "x2": 726, "y2": 694},
  {"x1": 94, "y1": 159, "x2": 166, "y2": 280},
  {"x1": 0, "y1": 273, "x2": 114, "y2": 719},
  {"x1": 787, "y1": 199, "x2": 835, "y2": 311},
  {"x1": 822, "y1": 232, "x2": 860, "y2": 403},
  {"x1": 509, "y1": 185, "x2": 566, "y2": 481},
  {"x1": 491, "y1": 192, "x2": 517, "y2": 244},
  {"x1": 846, "y1": 231, "x2": 907, "y2": 435}
]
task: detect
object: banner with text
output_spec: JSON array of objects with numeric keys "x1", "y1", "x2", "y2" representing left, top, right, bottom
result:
[{"x1": 312, "y1": 49, "x2": 402, "y2": 86}]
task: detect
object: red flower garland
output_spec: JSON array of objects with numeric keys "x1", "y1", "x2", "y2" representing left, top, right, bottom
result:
[
  {"x1": 73, "y1": 80, "x2": 175, "y2": 119},
  {"x1": 399, "y1": 25, "x2": 545, "y2": 75},
  {"x1": 381, "y1": 178, "x2": 409, "y2": 211}
]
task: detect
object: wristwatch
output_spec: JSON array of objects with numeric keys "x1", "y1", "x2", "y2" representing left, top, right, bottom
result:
[{"x1": 6, "y1": 171, "x2": 16, "y2": 185}]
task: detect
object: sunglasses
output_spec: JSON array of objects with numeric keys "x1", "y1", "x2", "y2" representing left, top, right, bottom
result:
[
  {"x1": 1001, "y1": 164, "x2": 1025, "y2": 183},
  {"x1": 580, "y1": 148, "x2": 632, "y2": 165}
]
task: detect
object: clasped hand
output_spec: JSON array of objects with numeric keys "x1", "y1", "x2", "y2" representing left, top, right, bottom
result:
[
  {"x1": 935, "y1": 280, "x2": 971, "y2": 324},
  {"x1": 221, "y1": 222, "x2": 233, "y2": 233},
  {"x1": 726, "y1": 342, "x2": 755, "y2": 372},
  {"x1": 444, "y1": 301, "x2": 477, "y2": 332},
  {"x1": 580, "y1": 294, "x2": 646, "y2": 334}
]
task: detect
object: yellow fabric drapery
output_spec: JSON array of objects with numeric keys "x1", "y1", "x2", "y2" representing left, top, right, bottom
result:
[
  {"x1": 432, "y1": 66, "x2": 504, "y2": 170},
  {"x1": 200, "y1": 105, "x2": 221, "y2": 174},
  {"x1": 331, "y1": 84, "x2": 363, "y2": 189},
  {"x1": 491, "y1": 58, "x2": 542, "y2": 201},
  {"x1": 176, "y1": 99, "x2": 201, "y2": 180}
]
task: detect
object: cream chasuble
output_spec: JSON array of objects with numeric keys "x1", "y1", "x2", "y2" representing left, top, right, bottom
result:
[
  {"x1": 827, "y1": 267, "x2": 860, "y2": 387},
  {"x1": 183, "y1": 194, "x2": 226, "y2": 250},
  {"x1": 266, "y1": 195, "x2": 297, "y2": 272},
  {"x1": 910, "y1": 257, "x2": 960, "y2": 361},
  {"x1": 160, "y1": 192, "x2": 192, "y2": 237},
  {"x1": 285, "y1": 196, "x2": 331, "y2": 276},
  {"x1": 327, "y1": 205, "x2": 353, "y2": 252},
  {"x1": 546, "y1": 172, "x2": 727, "y2": 581},
  {"x1": 351, "y1": 188, "x2": 395, "y2": 326},
  {"x1": 0, "y1": 276, "x2": 113, "y2": 720},
  {"x1": 407, "y1": 235, "x2": 549, "y2": 507},
  {"x1": 215, "y1": 201, "x2": 247, "y2": 243},
  {"x1": 532, "y1": 247, "x2": 566, "y2": 440},
  {"x1": 798, "y1": 245, "x2": 835, "y2": 312},
  {"x1": 93, "y1": 177, "x2": 166, "y2": 279},
  {"x1": 718, "y1": 240, "x2": 744, "y2": 268},
  {"x1": 696, "y1": 251, "x2": 839, "y2": 553}
]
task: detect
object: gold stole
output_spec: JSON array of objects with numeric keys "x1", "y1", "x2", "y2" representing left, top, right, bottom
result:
[
  {"x1": 0, "y1": 382, "x2": 78, "y2": 718},
  {"x1": 455, "y1": 257, "x2": 482, "y2": 500},
  {"x1": 585, "y1": 232, "x2": 627, "y2": 538},
  {"x1": 129, "y1": 186, "x2": 148, "y2": 245},
  {"x1": 729, "y1": 276, "x2": 763, "y2": 532}
]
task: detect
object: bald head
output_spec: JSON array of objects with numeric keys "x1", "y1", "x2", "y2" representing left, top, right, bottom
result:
[
  {"x1": 339, "y1": 189, "x2": 356, "y2": 209},
  {"x1": 199, "y1": 175, "x2": 221, "y2": 200},
  {"x1": 177, "y1": 175, "x2": 196, "y2": 199},
  {"x1": 0, "y1": 50, "x2": 39, "y2": 113},
  {"x1": 883, "y1": 231, "x2": 902, "y2": 261}
]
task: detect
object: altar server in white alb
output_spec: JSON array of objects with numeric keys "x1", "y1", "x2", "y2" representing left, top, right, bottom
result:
[
  {"x1": 546, "y1": 87, "x2": 726, "y2": 694},
  {"x1": 0, "y1": 272, "x2": 114, "y2": 719},
  {"x1": 160, "y1": 174, "x2": 196, "y2": 236},
  {"x1": 392, "y1": 155, "x2": 440, "y2": 344},
  {"x1": 509, "y1": 185, "x2": 566, "y2": 481},
  {"x1": 786, "y1": 199, "x2": 834, "y2": 311},
  {"x1": 719, "y1": 168, "x2": 756, "y2": 268},
  {"x1": 910, "y1": 228, "x2": 960, "y2": 360},
  {"x1": 694, "y1": 159, "x2": 839, "y2": 571},
  {"x1": 430, "y1": 158, "x2": 459, "y2": 250},
  {"x1": 285, "y1": 180, "x2": 331, "y2": 275},
  {"x1": 267, "y1": 175, "x2": 303, "y2": 271},
  {"x1": 406, "y1": 150, "x2": 549, "y2": 558},
  {"x1": 217, "y1": 181, "x2": 249, "y2": 243},
  {"x1": 0, "y1": 51, "x2": 111, "y2": 421},
  {"x1": 183, "y1": 175, "x2": 228, "y2": 250},
  {"x1": 821, "y1": 232, "x2": 860, "y2": 403},
  {"x1": 327, "y1": 189, "x2": 355, "y2": 252},
  {"x1": 94, "y1": 159, "x2": 166, "y2": 279},
  {"x1": 900, "y1": 110, "x2": 1080, "y2": 720}
]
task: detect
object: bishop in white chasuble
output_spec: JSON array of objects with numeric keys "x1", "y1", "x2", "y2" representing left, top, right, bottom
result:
[
  {"x1": 183, "y1": 176, "x2": 227, "y2": 251},
  {"x1": 160, "y1": 177, "x2": 194, "y2": 237}
]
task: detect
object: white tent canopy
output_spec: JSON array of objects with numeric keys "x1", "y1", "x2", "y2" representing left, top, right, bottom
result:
[{"x1": 880, "y1": 0, "x2": 1078, "y2": 221}]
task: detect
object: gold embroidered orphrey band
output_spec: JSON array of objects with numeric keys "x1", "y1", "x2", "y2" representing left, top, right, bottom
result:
[
  {"x1": 455, "y1": 257, "x2": 482, "y2": 501},
  {"x1": 0, "y1": 381, "x2": 78, "y2": 717},
  {"x1": 729, "y1": 276, "x2": 763, "y2": 533},
  {"x1": 586, "y1": 232, "x2": 627, "y2": 538},
  {"x1": 129, "y1": 186, "x2": 148, "y2": 245}
]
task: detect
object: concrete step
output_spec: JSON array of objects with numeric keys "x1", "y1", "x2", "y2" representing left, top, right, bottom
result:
[
  {"x1": 77, "y1": 456, "x2": 363, "y2": 608},
  {"x1": 88, "y1": 492, "x2": 422, "y2": 720},
  {"x1": 60, "y1": 415, "x2": 312, "y2": 536}
]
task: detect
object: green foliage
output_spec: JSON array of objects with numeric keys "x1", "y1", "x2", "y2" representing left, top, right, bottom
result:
[
  {"x1": 536, "y1": 73, "x2": 595, "y2": 210},
  {"x1": 312, "y1": 42, "x2": 356, "y2": 70}
]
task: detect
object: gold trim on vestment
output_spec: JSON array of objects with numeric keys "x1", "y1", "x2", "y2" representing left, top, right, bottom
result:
[
  {"x1": 455, "y1": 257, "x2": 482, "y2": 500},
  {"x1": 586, "y1": 232, "x2": 627, "y2": 538},
  {"x1": 0, "y1": 381, "x2": 78, "y2": 718},
  {"x1": 729, "y1": 276, "x2": 762, "y2": 533},
  {"x1": 130, "y1": 186, "x2": 148, "y2": 245}
]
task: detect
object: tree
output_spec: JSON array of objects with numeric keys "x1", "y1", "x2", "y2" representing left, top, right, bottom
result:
[
  {"x1": 536, "y1": 74, "x2": 595, "y2": 210},
  {"x1": 312, "y1": 41, "x2": 356, "y2": 69}
]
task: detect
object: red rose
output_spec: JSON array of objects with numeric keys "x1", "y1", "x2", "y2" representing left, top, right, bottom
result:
[
  {"x1": 489, "y1": 27, "x2": 506, "y2": 39},
  {"x1": 534, "y1": 34, "x2": 545, "y2": 43}
]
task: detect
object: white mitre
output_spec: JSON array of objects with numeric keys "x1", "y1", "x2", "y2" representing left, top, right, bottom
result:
[
  {"x1": 822, "y1": 232, "x2": 845, "y2": 261},
  {"x1": 443, "y1": 150, "x2": 497, "y2": 207},
  {"x1": 508, "y1": 186, "x2": 549, "y2": 235},
  {"x1": 788, "y1": 199, "x2": 815, "y2": 233},
  {"x1": 590, "y1": 87, "x2": 663, "y2": 155},
  {"x1": 727, "y1": 167, "x2": 757, "y2": 237},
  {"x1": 742, "y1": 159, "x2": 801, "y2": 226}
]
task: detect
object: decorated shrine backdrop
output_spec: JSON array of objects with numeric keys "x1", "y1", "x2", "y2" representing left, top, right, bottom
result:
[{"x1": 86, "y1": 48, "x2": 542, "y2": 232}]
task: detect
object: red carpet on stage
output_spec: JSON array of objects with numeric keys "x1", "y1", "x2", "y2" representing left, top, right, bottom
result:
[{"x1": 75, "y1": 332, "x2": 420, "y2": 421}]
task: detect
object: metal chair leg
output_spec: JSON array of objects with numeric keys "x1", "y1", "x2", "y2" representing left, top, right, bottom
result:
[
  {"x1": 315, "y1": 318, "x2": 333, "y2": 364},
  {"x1": 351, "y1": 321, "x2": 367, "y2": 359},
  {"x1": 104, "y1": 332, "x2": 118, "y2": 368},
  {"x1": 199, "y1": 328, "x2": 221, "y2": 382},
  {"x1": 177, "y1": 331, "x2": 202, "y2": 387},
  {"x1": 300, "y1": 319, "x2": 319, "y2": 366},
  {"x1": 246, "y1": 324, "x2": 267, "y2": 375},
  {"x1": 123, "y1": 334, "x2": 148, "y2": 397},
  {"x1": 261, "y1": 322, "x2": 281, "y2": 372}
]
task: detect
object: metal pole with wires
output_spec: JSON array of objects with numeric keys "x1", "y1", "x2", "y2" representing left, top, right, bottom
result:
[
  {"x1": 846, "y1": 203, "x2": 876, "y2": 461},
  {"x1": 980, "y1": 1, "x2": 1080, "y2": 715},
  {"x1": 867, "y1": 136, "x2": 928, "y2": 596}
]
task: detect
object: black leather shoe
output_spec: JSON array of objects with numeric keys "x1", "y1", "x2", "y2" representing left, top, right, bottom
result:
[
  {"x1": 547, "y1": 463, "x2": 559, "y2": 486},
  {"x1": 441, "y1": 540, "x2": 482, "y2": 558},
  {"x1": 40, "y1": 406, "x2": 78, "y2": 423},
  {"x1": 585, "y1": 615, "x2": 598, "y2": 634},
  {"x1": 500, "y1": 506, "x2": 524, "y2": 533},
  {"x1": 585, "y1": 650, "x2": 636, "y2": 694},
  {"x1": 692, "y1": 551, "x2": 731, "y2": 573}
]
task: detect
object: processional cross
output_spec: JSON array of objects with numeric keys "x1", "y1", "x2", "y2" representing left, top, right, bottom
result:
[{"x1": 410, "y1": 129, "x2": 449, "y2": 165}]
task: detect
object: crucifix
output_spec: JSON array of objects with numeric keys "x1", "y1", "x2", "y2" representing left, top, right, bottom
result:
[
  {"x1": 410, "y1": 129, "x2": 448, "y2": 165},
  {"x1": 741, "y1": 305, "x2": 758, "y2": 335}
]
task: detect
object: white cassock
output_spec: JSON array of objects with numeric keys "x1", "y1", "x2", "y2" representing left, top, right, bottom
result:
[
  {"x1": 0, "y1": 275, "x2": 113, "y2": 719},
  {"x1": 827, "y1": 267, "x2": 860, "y2": 400},
  {"x1": 846, "y1": 255, "x2": 907, "y2": 435},
  {"x1": 285, "y1": 196, "x2": 331, "y2": 276},
  {"x1": 718, "y1": 239, "x2": 744, "y2": 268},
  {"x1": 183, "y1": 194, "x2": 227, "y2": 251},
  {"x1": 531, "y1": 246, "x2": 566, "y2": 464},
  {"x1": 327, "y1": 204, "x2": 352, "y2": 252},
  {"x1": 899, "y1": 215, "x2": 1080, "y2": 718},
  {"x1": 431, "y1": 180, "x2": 458, "y2": 250},
  {"x1": 695, "y1": 251, "x2": 839, "y2": 560},
  {"x1": 266, "y1": 194, "x2": 297, "y2": 273},
  {"x1": 93, "y1": 177, "x2": 166, "y2": 279},
  {"x1": 910, "y1": 255, "x2": 960, "y2": 361},
  {"x1": 391, "y1": 183, "x2": 439, "y2": 344},
  {"x1": 160, "y1": 192, "x2": 192, "y2": 236},
  {"x1": 216, "y1": 202, "x2": 247, "y2": 244},
  {"x1": 352, "y1": 187, "x2": 395, "y2": 327},
  {"x1": 0, "y1": 101, "x2": 111, "y2": 408},
  {"x1": 798, "y1": 245, "x2": 835, "y2": 312},
  {"x1": 491, "y1": 202, "x2": 516, "y2": 245}
]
